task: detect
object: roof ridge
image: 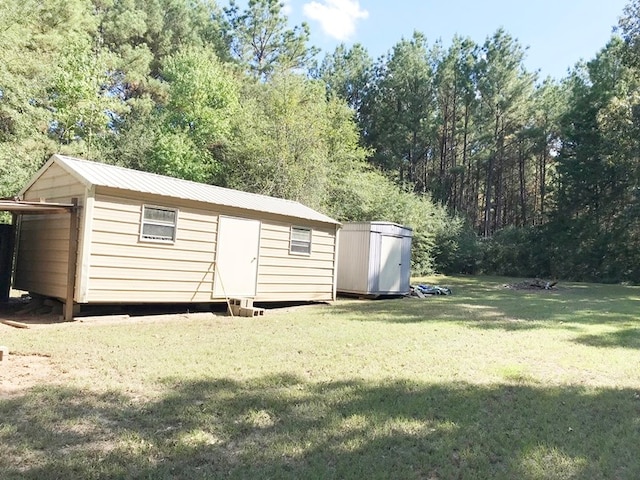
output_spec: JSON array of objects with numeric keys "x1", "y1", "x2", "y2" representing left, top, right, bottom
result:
[{"x1": 51, "y1": 155, "x2": 339, "y2": 225}]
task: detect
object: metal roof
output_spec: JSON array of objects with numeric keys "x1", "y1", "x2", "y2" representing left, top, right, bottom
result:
[{"x1": 45, "y1": 155, "x2": 339, "y2": 225}]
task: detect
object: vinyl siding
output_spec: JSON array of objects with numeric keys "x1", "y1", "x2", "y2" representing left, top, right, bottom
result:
[
  {"x1": 256, "y1": 222, "x2": 336, "y2": 301},
  {"x1": 13, "y1": 163, "x2": 86, "y2": 300},
  {"x1": 86, "y1": 193, "x2": 218, "y2": 303},
  {"x1": 87, "y1": 194, "x2": 337, "y2": 303}
]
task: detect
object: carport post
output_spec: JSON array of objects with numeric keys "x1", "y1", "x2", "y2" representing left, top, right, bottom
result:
[
  {"x1": 0, "y1": 220, "x2": 16, "y2": 303},
  {"x1": 64, "y1": 198, "x2": 79, "y2": 321}
]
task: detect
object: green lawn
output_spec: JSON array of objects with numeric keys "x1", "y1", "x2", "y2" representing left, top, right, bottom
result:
[{"x1": 1, "y1": 275, "x2": 640, "y2": 479}]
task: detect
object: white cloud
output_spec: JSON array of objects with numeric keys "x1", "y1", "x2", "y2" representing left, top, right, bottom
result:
[{"x1": 303, "y1": 0, "x2": 369, "y2": 41}]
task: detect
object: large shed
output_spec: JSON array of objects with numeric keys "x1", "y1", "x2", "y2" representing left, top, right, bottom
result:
[
  {"x1": 12, "y1": 155, "x2": 341, "y2": 317},
  {"x1": 336, "y1": 221, "x2": 412, "y2": 297}
]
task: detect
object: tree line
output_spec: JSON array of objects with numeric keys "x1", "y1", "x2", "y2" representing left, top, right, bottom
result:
[{"x1": 2, "y1": 0, "x2": 640, "y2": 282}]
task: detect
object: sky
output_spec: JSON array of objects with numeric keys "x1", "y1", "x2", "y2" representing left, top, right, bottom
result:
[{"x1": 266, "y1": 0, "x2": 631, "y2": 80}]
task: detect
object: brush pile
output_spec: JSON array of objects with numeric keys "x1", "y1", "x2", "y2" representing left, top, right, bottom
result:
[{"x1": 504, "y1": 279, "x2": 558, "y2": 291}]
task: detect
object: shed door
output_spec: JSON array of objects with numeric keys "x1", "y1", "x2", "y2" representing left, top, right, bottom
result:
[
  {"x1": 213, "y1": 216, "x2": 260, "y2": 298},
  {"x1": 379, "y1": 235, "x2": 402, "y2": 293}
]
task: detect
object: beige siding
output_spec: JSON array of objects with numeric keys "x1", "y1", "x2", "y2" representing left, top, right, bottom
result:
[
  {"x1": 15, "y1": 158, "x2": 338, "y2": 305},
  {"x1": 86, "y1": 193, "x2": 218, "y2": 303},
  {"x1": 87, "y1": 190, "x2": 337, "y2": 304},
  {"x1": 256, "y1": 222, "x2": 336, "y2": 302},
  {"x1": 14, "y1": 163, "x2": 86, "y2": 299},
  {"x1": 20, "y1": 163, "x2": 84, "y2": 202}
]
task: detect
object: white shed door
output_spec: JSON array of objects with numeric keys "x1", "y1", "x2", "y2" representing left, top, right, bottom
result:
[
  {"x1": 213, "y1": 217, "x2": 260, "y2": 298},
  {"x1": 379, "y1": 235, "x2": 402, "y2": 292}
]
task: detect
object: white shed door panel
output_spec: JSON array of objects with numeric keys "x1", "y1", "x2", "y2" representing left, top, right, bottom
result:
[
  {"x1": 379, "y1": 235, "x2": 402, "y2": 292},
  {"x1": 213, "y1": 217, "x2": 260, "y2": 298}
]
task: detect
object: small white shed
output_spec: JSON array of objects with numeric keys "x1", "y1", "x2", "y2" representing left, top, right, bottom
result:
[{"x1": 336, "y1": 221, "x2": 413, "y2": 297}]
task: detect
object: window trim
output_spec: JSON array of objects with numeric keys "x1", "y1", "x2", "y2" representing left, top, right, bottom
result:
[
  {"x1": 139, "y1": 205, "x2": 178, "y2": 244},
  {"x1": 289, "y1": 226, "x2": 312, "y2": 256}
]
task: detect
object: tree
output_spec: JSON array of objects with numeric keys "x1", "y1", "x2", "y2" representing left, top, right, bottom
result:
[
  {"x1": 221, "y1": 73, "x2": 337, "y2": 208},
  {"x1": 617, "y1": 0, "x2": 640, "y2": 69},
  {"x1": 47, "y1": 41, "x2": 125, "y2": 158},
  {"x1": 526, "y1": 78, "x2": 566, "y2": 225},
  {"x1": 431, "y1": 36, "x2": 480, "y2": 214},
  {"x1": 223, "y1": 0, "x2": 317, "y2": 79},
  {"x1": 0, "y1": 0, "x2": 99, "y2": 195},
  {"x1": 144, "y1": 46, "x2": 239, "y2": 183},
  {"x1": 94, "y1": 0, "x2": 227, "y2": 98},
  {"x1": 317, "y1": 43, "x2": 374, "y2": 117},
  {"x1": 549, "y1": 37, "x2": 640, "y2": 281},
  {"x1": 474, "y1": 29, "x2": 535, "y2": 236},
  {"x1": 362, "y1": 32, "x2": 438, "y2": 188}
]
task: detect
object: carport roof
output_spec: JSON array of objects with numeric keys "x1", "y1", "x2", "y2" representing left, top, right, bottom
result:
[{"x1": 0, "y1": 198, "x2": 75, "y2": 214}]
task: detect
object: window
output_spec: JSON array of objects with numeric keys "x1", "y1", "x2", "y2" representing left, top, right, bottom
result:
[
  {"x1": 140, "y1": 205, "x2": 177, "y2": 243},
  {"x1": 290, "y1": 226, "x2": 312, "y2": 255}
]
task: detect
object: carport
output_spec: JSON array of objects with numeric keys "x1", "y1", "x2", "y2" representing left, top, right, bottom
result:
[{"x1": 0, "y1": 198, "x2": 80, "y2": 321}]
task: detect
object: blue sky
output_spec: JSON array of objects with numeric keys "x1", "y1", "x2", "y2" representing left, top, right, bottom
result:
[{"x1": 272, "y1": 0, "x2": 630, "y2": 80}]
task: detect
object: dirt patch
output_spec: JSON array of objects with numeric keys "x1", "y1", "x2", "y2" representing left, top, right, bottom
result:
[
  {"x1": 0, "y1": 352, "x2": 58, "y2": 398},
  {"x1": 0, "y1": 295, "x2": 66, "y2": 328}
]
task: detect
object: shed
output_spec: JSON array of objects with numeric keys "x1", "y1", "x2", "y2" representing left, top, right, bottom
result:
[
  {"x1": 336, "y1": 221, "x2": 413, "y2": 297},
  {"x1": 12, "y1": 155, "x2": 341, "y2": 318}
]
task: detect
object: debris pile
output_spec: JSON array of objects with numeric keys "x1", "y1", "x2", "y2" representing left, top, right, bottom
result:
[
  {"x1": 410, "y1": 284, "x2": 452, "y2": 298},
  {"x1": 504, "y1": 279, "x2": 558, "y2": 291}
]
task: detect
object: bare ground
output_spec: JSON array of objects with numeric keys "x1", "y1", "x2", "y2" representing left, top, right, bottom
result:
[
  {"x1": 0, "y1": 352, "x2": 57, "y2": 398},
  {"x1": 0, "y1": 299, "x2": 172, "y2": 398}
]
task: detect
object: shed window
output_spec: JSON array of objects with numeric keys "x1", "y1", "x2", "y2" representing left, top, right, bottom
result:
[
  {"x1": 290, "y1": 226, "x2": 312, "y2": 255},
  {"x1": 140, "y1": 205, "x2": 177, "y2": 243}
]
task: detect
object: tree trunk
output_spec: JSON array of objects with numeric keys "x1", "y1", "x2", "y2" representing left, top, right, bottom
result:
[
  {"x1": 483, "y1": 110, "x2": 500, "y2": 237},
  {"x1": 518, "y1": 137, "x2": 527, "y2": 226}
]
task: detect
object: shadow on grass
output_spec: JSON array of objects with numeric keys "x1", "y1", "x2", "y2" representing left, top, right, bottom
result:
[
  {"x1": 2, "y1": 376, "x2": 639, "y2": 479},
  {"x1": 574, "y1": 327, "x2": 640, "y2": 349}
]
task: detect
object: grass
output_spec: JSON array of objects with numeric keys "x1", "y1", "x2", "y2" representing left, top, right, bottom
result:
[{"x1": 1, "y1": 275, "x2": 640, "y2": 479}]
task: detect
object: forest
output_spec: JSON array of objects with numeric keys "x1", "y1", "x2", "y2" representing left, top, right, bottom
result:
[{"x1": 2, "y1": 0, "x2": 640, "y2": 282}]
